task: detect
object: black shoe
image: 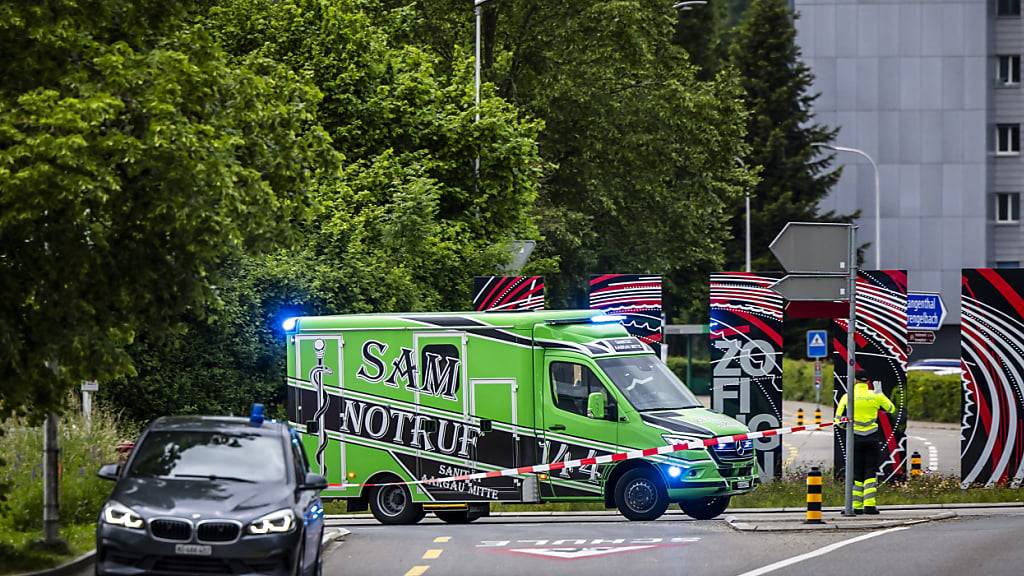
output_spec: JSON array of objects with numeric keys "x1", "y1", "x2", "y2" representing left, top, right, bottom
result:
[
  {"x1": 864, "y1": 507, "x2": 879, "y2": 515},
  {"x1": 854, "y1": 508, "x2": 864, "y2": 515}
]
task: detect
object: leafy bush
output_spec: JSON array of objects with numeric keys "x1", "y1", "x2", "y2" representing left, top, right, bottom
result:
[
  {"x1": 781, "y1": 359, "x2": 960, "y2": 423},
  {"x1": 0, "y1": 407, "x2": 134, "y2": 531}
]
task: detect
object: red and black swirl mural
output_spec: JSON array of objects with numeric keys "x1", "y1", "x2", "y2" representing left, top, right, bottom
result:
[
  {"x1": 831, "y1": 270, "x2": 909, "y2": 483},
  {"x1": 588, "y1": 274, "x2": 663, "y2": 353},
  {"x1": 709, "y1": 272, "x2": 784, "y2": 479},
  {"x1": 961, "y1": 269, "x2": 1024, "y2": 488},
  {"x1": 472, "y1": 276, "x2": 545, "y2": 311}
]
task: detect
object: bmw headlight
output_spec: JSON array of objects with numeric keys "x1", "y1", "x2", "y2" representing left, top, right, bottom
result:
[
  {"x1": 102, "y1": 501, "x2": 144, "y2": 530},
  {"x1": 248, "y1": 509, "x2": 295, "y2": 535}
]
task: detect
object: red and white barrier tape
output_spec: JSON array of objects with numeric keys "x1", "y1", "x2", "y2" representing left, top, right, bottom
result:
[{"x1": 328, "y1": 418, "x2": 847, "y2": 489}]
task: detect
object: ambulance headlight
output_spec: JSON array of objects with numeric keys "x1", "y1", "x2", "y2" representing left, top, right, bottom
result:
[
  {"x1": 248, "y1": 509, "x2": 296, "y2": 534},
  {"x1": 102, "y1": 501, "x2": 145, "y2": 530}
]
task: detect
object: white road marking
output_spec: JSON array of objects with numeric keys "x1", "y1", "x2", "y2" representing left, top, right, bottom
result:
[
  {"x1": 732, "y1": 527, "x2": 910, "y2": 576},
  {"x1": 909, "y1": 435, "x2": 940, "y2": 472}
]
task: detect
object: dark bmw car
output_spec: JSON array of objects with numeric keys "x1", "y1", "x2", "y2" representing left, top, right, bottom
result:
[{"x1": 95, "y1": 407, "x2": 327, "y2": 576}]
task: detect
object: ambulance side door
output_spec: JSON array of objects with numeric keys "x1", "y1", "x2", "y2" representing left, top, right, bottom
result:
[{"x1": 540, "y1": 354, "x2": 619, "y2": 498}]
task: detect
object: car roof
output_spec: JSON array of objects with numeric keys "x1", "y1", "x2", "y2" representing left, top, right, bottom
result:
[{"x1": 147, "y1": 416, "x2": 288, "y2": 435}]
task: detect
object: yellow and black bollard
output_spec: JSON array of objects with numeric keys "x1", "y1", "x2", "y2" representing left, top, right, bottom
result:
[
  {"x1": 796, "y1": 408, "x2": 805, "y2": 426},
  {"x1": 814, "y1": 408, "x2": 822, "y2": 425},
  {"x1": 910, "y1": 451, "x2": 923, "y2": 477},
  {"x1": 805, "y1": 467, "x2": 824, "y2": 524}
]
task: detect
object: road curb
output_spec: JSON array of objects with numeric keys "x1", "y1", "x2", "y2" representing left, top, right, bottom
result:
[
  {"x1": 723, "y1": 511, "x2": 958, "y2": 532},
  {"x1": 10, "y1": 550, "x2": 96, "y2": 576},
  {"x1": 324, "y1": 502, "x2": 1021, "y2": 521}
]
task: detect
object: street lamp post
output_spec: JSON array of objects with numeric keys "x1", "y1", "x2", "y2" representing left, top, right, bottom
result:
[
  {"x1": 474, "y1": 0, "x2": 490, "y2": 184},
  {"x1": 815, "y1": 143, "x2": 881, "y2": 269}
]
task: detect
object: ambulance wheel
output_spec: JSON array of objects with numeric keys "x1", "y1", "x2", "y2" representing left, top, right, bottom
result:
[
  {"x1": 369, "y1": 484, "x2": 424, "y2": 525},
  {"x1": 678, "y1": 496, "x2": 730, "y2": 520},
  {"x1": 614, "y1": 468, "x2": 669, "y2": 521},
  {"x1": 434, "y1": 509, "x2": 483, "y2": 524}
]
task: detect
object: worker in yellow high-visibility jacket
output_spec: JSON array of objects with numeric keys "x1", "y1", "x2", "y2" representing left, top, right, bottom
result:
[{"x1": 835, "y1": 376, "x2": 896, "y2": 515}]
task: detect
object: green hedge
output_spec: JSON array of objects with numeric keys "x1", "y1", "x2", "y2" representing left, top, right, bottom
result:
[
  {"x1": 667, "y1": 357, "x2": 711, "y2": 395},
  {"x1": 781, "y1": 359, "x2": 960, "y2": 423}
]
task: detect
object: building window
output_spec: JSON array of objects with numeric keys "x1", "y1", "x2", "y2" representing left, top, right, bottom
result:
[
  {"x1": 997, "y1": 124, "x2": 1021, "y2": 155},
  {"x1": 999, "y1": 0, "x2": 1021, "y2": 16},
  {"x1": 996, "y1": 193, "x2": 1020, "y2": 223},
  {"x1": 997, "y1": 261, "x2": 1020, "y2": 268},
  {"x1": 998, "y1": 55, "x2": 1021, "y2": 85}
]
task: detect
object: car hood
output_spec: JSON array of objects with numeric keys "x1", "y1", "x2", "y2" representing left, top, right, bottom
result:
[
  {"x1": 639, "y1": 407, "x2": 750, "y2": 439},
  {"x1": 112, "y1": 476, "x2": 294, "y2": 519}
]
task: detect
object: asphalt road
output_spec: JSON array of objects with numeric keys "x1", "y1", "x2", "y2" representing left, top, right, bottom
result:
[{"x1": 323, "y1": 508, "x2": 1024, "y2": 576}]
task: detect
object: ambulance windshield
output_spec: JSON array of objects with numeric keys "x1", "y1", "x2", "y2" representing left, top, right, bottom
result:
[{"x1": 597, "y1": 355, "x2": 702, "y2": 411}]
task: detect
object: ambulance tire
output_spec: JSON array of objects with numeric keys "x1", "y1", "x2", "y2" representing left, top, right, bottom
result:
[
  {"x1": 434, "y1": 509, "x2": 483, "y2": 524},
  {"x1": 678, "y1": 496, "x2": 730, "y2": 520},
  {"x1": 369, "y1": 484, "x2": 425, "y2": 525},
  {"x1": 614, "y1": 468, "x2": 669, "y2": 521}
]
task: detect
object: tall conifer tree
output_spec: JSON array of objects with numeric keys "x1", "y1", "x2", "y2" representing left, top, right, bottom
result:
[{"x1": 728, "y1": 0, "x2": 844, "y2": 271}]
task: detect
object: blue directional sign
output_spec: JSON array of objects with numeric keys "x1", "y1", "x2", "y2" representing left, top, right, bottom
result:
[
  {"x1": 806, "y1": 330, "x2": 828, "y2": 358},
  {"x1": 907, "y1": 292, "x2": 946, "y2": 331}
]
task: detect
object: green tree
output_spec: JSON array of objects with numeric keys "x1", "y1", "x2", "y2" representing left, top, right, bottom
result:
[
  {"x1": 727, "y1": 0, "x2": 842, "y2": 271},
  {"x1": 403, "y1": 1, "x2": 754, "y2": 317},
  {"x1": 100, "y1": 0, "x2": 547, "y2": 420},
  {"x1": 672, "y1": 2, "x2": 728, "y2": 80},
  {"x1": 0, "y1": 0, "x2": 334, "y2": 420}
]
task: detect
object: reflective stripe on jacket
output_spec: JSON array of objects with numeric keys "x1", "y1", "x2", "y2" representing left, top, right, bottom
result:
[{"x1": 836, "y1": 382, "x2": 896, "y2": 435}]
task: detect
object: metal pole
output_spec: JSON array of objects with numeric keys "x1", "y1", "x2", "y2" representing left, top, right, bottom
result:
[
  {"x1": 474, "y1": 2, "x2": 482, "y2": 183},
  {"x1": 872, "y1": 157, "x2": 880, "y2": 270},
  {"x1": 42, "y1": 413, "x2": 60, "y2": 544},
  {"x1": 745, "y1": 194, "x2": 752, "y2": 273},
  {"x1": 843, "y1": 225, "x2": 858, "y2": 516}
]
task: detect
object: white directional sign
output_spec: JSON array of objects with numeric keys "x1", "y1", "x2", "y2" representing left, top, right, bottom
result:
[
  {"x1": 770, "y1": 275, "x2": 849, "y2": 301},
  {"x1": 769, "y1": 222, "x2": 852, "y2": 274}
]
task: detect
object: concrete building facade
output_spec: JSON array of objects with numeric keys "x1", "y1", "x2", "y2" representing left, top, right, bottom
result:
[{"x1": 793, "y1": 0, "x2": 1019, "y2": 356}]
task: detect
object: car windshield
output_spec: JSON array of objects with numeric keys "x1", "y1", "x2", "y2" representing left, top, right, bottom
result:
[
  {"x1": 597, "y1": 355, "x2": 702, "y2": 411},
  {"x1": 128, "y1": 430, "x2": 287, "y2": 483}
]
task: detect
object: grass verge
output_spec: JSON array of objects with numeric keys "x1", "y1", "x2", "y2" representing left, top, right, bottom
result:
[{"x1": 0, "y1": 523, "x2": 94, "y2": 575}]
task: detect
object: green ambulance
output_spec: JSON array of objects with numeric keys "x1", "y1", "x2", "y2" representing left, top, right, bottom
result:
[{"x1": 284, "y1": 310, "x2": 758, "y2": 524}]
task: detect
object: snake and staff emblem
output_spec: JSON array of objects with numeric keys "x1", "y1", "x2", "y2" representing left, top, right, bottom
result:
[{"x1": 310, "y1": 339, "x2": 333, "y2": 479}]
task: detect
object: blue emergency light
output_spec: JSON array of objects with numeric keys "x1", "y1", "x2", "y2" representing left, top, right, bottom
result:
[
  {"x1": 250, "y1": 403, "x2": 265, "y2": 427},
  {"x1": 282, "y1": 317, "x2": 298, "y2": 332}
]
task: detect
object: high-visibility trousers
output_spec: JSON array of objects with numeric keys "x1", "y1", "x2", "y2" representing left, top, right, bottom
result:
[{"x1": 852, "y1": 431, "x2": 880, "y2": 510}]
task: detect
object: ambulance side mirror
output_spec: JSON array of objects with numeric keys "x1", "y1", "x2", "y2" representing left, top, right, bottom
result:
[{"x1": 586, "y1": 392, "x2": 606, "y2": 420}]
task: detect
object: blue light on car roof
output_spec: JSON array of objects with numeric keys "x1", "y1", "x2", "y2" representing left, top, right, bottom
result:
[
  {"x1": 591, "y1": 314, "x2": 626, "y2": 323},
  {"x1": 250, "y1": 403, "x2": 265, "y2": 427},
  {"x1": 282, "y1": 317, "x2": 298, "y2": 332}
]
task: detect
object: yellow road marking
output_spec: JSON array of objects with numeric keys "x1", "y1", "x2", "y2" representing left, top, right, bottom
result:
[
  {"x1": 405, "y1": 566, "x2": 430, "y2": 576},
  {"x1": 433, "y1": 536, "x2": 451, "y2": 543},
  {"x1": 423, "y1": 549, "x2": 443, "y2": 560}
]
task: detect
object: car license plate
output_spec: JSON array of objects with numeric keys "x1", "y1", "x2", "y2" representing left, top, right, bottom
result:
[
  {"x1": 734, "y1": 480, "x2": 751, "y2": 489},
  {"x1": 175, "y1": 544, "x2": 212, "y2": 556}
]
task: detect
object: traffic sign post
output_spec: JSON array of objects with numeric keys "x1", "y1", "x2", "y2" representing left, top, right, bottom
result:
[
  {"x1": 769, "y1": 221, "x2": 858, "y2": 517},
  {"x1": 813, "y1": 359, "x2": 822, "y2": 407}
]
